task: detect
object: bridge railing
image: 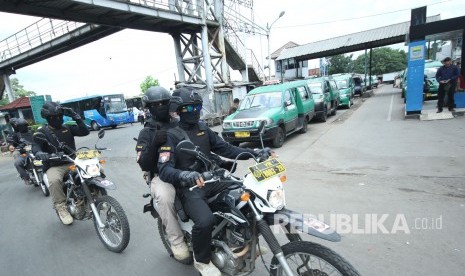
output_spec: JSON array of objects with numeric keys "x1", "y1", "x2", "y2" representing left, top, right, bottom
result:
[
  {"x1": 246, "y1": 48, "x2": 265, "y2": 81},
  {"x1": 0, "y1": 18, "x2": 85, "y2": 63},
  {"x1": 223, "y1": 24, "x2": 264, "y2": 82},
  {"x1": 120, "y1": 0, "x2": 215, "y2": 20}
]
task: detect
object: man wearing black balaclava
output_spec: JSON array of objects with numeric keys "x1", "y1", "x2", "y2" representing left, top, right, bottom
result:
[
  {"x1": 135, "y1": 86, "x2": 193, "y2": 264},
  {"x1": 32, "y1": 101, "x2": 89, "y2": 225},
  {"x1": 157, "y1": 88, "x2": 267, "y2": 276}
]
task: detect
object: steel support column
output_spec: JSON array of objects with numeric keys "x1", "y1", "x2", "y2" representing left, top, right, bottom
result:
[{"x1": 2, "y1": 74, "x2": 14, "y2": 102}]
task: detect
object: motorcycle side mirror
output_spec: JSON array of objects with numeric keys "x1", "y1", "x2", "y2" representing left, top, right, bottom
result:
[
  {"x1": 175, "y1": 140, "x2": 197, "y2": 157},
  {"x1": 33, "y1": 132, "x2": 48, "y2": 143},
  {"x1": 98, "y1": 129, "x2": 105, "y2": 139},
  {"x1": 258, "y1": 121, "x2": 266, "y2": 134},
  {"x1": 258, "y1": 121, "x2": 266, "y2": 149}
]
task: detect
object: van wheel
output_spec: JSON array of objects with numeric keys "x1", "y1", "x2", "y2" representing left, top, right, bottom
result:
[
  {"x1": 272, "y1": 127, "x2": 285, "y2": 148},
  {"x1": 299, "y1": 117, "x2": 308, "y2": 134},
  {"x1": 91, "y1": 121, "x2": 100, "y2": 131},
  {"x1": 320, "y1": 107, "x2": 328, "y2": 122},
  {"x1": 331, "y1": 103, "x2": 337, "y2": 116}
]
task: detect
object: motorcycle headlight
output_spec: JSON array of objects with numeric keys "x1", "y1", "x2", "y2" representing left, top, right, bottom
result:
[
  {"x1": 267, "y1": 189, "x2": 285, "y2": 210},
  {"x1": 33, "y1": 160, "x2": 43, "y2": 166},
  {"x1": 85, "y1": 164, "x2": 100, "y2": 176}
]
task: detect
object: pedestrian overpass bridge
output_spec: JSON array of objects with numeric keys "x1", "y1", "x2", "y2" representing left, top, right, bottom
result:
[{"x1": 0, "y1": 0, "x2": 265, "y2": 113}]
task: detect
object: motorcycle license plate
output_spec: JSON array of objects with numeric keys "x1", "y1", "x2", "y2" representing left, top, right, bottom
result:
[
  {"x1": 248, "y1": 158, "x2": 286, "y2": 182},
  {"x1": 235, "y1": 131, "x2": 250, "y2": 138},
  {"x1": 76, "y1": 150, "x2": 100, "y2": 159}
]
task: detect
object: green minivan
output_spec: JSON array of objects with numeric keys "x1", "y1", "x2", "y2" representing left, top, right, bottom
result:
[
  {"x1": 306, "y1": 77, "x2": 340, "y2": 122},
  {"x1": 221, "y1": 81, "x2": 315, "y2": 148},
  {"x1": 332, "y1": 74, "x2": 355, "y2": 108}
]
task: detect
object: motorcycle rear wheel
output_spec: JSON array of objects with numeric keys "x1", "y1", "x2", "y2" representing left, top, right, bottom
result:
[
  {"x1": 157, "y1": 217, "x2": 193, "y2": 264},
  {"x1": 93, "y1": 195, "x2": 130, "y2": 253},
  {"x1": 270, "y1": 241, "x2": 360, "y2": 276}
]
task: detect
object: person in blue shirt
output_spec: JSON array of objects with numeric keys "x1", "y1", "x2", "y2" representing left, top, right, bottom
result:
[{"x1": 436, "y1": 57, "x2": 459, "y2": 113}]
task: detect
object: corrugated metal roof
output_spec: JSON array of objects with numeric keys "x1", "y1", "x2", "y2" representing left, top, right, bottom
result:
[
  {"x1": 0, "y1": 96, "x2": 31, "y2": 111},
  {"x1": 277, "y1": 15, "x2": 441, "y2": 61}
]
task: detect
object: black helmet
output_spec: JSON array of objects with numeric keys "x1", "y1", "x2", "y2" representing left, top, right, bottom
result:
[
  {"x1": 142, "y1": 86, "x2": 171, "y2": 108},
  {"x1": 10, "y1": 118, "x2": 29, "y2": 133},
  {"x1": 169, "y1": 88, "x2": 203, "y2": 112},
  {"x1": 41, "y1": 101, "x2": 63, "y2": 119}
]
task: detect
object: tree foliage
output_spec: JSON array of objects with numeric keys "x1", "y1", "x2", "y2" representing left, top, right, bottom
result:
[
  {"x1": 328, "y1": 54, "x2": 354, "y2": 75},
  {"x1": 0, "y1": 78, "x2": 36, "y2": 106},
  {"x1": 353, "y1": 47, "x2": 407, "y2": 75},
  {"x1": 140, "y1": 76, "x2": 160, "y2": 95}
]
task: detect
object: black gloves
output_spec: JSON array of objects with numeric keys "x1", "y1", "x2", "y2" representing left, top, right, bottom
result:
[
  {"x1": 254, "y1": 148, "x2": 273, "y2": 162},
  {"x1": 35, "y1": 152, "x2": 49, "y2": 161},
  {"x1": 152, "y1": 130, "x2": 167, "y2": 148},
  {"x1": 178, "y1": 171, "x2": 203, "y2": 187},
  {"x1": 62, "y1": 107, "x2": 81, "y2": 120}
]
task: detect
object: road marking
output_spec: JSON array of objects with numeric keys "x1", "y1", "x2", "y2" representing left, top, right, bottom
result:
[{"x1": 387, "y1": 95, "x2": 394, "y2": 121}]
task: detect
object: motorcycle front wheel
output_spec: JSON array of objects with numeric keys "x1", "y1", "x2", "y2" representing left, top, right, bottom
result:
[
  {"x1": 270, "y1": 241, "x2": 360, "y2": 276},
  {"x1": 37, "y1": 170, "x2": 49, "y2": 197},
  {"x1": 93, "y1": 195, "x2": 130, "y2": 253}
]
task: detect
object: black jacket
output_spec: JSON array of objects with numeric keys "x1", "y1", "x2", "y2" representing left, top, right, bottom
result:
[
  {"x1": 32, "y1": 120, "x2": 89, "y2": 171},
  {"x1": 158, "y1": 121, "x2": 255, "y2": 188}
]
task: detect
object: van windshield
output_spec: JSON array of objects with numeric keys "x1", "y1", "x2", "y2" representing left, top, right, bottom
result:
[
  {"x1": 239, "y1": 92, "x2": 282, "y2": 110},
  {"x1": 424, "y1": 67, "x2": 439, "y2": 78},
  {"x1": 307, "y1": 83, "x2": 323, "y2": 94},
  {"x1": 336, "y1": 80, "x2": 348, "y2": 89}
]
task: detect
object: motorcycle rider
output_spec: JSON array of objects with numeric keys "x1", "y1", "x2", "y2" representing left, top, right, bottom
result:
[
  {"x1": 32, "y1": 102, "x2": 90, "y2": 225},
  {"x1": 135, "y1": 86, "x2": 191, "y2": 263},
  {"x1": 157, "y1": 88, "x2": 267, "y2": 276},
  {"x1": 6, "y1": 118, "x2": 33, "y2": 185}
]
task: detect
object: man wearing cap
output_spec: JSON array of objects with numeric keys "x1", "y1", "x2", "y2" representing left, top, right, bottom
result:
[{"x1": 436, "y1": 57, "x2": 460, "y2": 113}]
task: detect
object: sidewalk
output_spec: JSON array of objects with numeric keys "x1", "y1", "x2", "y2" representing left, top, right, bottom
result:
[{"x1": 419, "y1": 99, "x2": 465, "y2": 121}]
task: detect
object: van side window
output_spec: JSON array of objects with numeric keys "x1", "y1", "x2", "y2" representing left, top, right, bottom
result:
[
  {"x1": 330, "y1": 81, "x2": 337, "y2": 90},
  {"x1": 284, "y1": 90, "x2": 293, "y2": 106},
  {"x1": 297, "y1": 86, "x2": 309, "y2": 100}
]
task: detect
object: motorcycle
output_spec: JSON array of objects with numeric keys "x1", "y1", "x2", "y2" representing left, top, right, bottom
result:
[
  {"x1": 9, "y1": 137, "x2": 49, "y2": 196},
  {"x1": 34, "y1": 130, "x2": 130, "y2": 253},
  {"x1": 142, "y1": 122, "x2": 360, "y2": 275}
]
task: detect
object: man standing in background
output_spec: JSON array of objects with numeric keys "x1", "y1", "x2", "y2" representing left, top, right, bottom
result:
[{"x1": 436, "y1": 57, "x2": 459, "y2": 113}]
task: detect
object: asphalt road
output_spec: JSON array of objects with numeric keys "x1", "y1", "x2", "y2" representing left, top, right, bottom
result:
[{"x1": 1, "y1": 85, "x2": 464, "y2": 276}]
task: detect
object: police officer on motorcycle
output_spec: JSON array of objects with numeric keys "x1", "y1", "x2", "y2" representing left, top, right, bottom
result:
[
  {"x1": 6, "y1": 118, "x2": 33, "y2": 185},
  {"x1": 135, "y1": 86, "x2": 191, "y2": 263},
  {"x1": 157, "y1": 88, "x2": 266, "y2": 276},
  {"x1": 32, "y1": 102, "x2": 89, "y2": 225}
]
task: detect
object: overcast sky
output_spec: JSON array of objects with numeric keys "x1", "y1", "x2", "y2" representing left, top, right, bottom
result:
[{"x1": 0, "y1": 0, "x2": 463, "y2": 101}]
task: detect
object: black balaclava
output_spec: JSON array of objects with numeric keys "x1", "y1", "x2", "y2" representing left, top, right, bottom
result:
[
  {"x1": 179, "y1": 109, "x2": 200, "y2": 125},
  {"x1": 48, "y1": 116, "x2": 63, "y2": 129},
  {"x1": 150, "y1": 105, "x2": 170, "y2": 122}
]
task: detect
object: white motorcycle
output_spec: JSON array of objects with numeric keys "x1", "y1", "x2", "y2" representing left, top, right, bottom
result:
[
  {"x1": 143, "y1": 123, "x2": 360, "y2": 275},
  {"x1": 34, "y1": 130, "x2": 130, "y2": 253}
]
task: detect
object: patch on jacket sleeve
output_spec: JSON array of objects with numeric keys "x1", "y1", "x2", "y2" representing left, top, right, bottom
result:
[
  {"x1": 158, "y1": 152, "x2": 171, "y2": 163},
  {"x1": 136, "y1": 151, "x2": 142, "y2": 162}
]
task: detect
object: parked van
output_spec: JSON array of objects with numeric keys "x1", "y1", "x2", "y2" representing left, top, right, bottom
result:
[
  {"x1": 221, "y1": 81, "x2": 315, "y2": 148},
  {"x1": 352, "y1": 76, "x2": 366, "y2": 96},
  {"x1": 332, "y1": 74, "x2": 355, "y2": 108},
  {"x1": 401, "y1": 60, "x2": 442, "y2": 101},
  {"x1": 305, "y1": 77, "x2": 340, "y2": 121}
]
